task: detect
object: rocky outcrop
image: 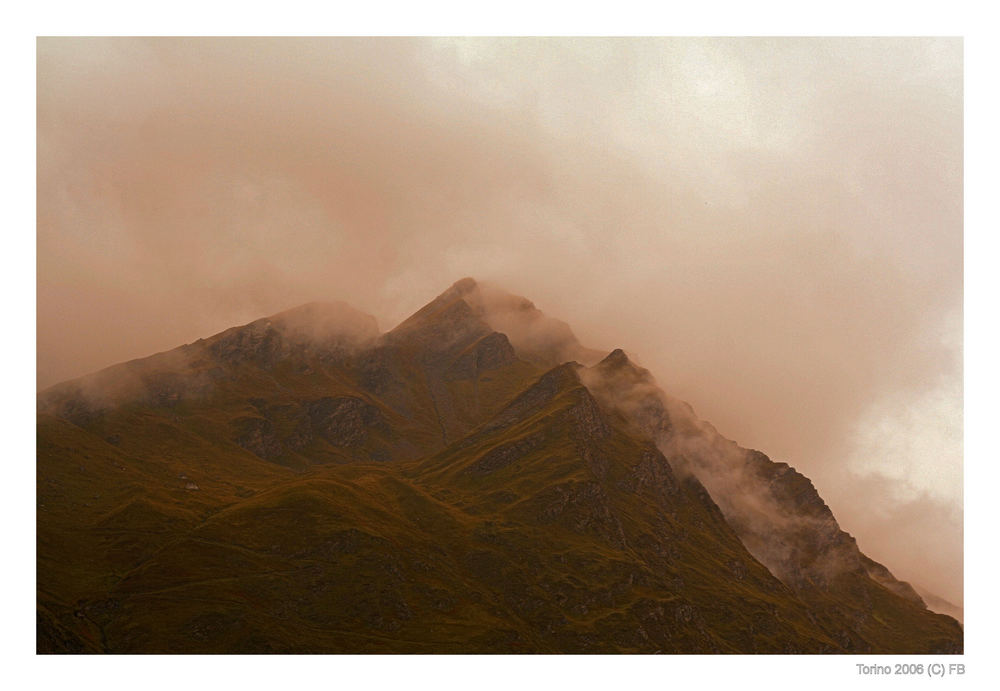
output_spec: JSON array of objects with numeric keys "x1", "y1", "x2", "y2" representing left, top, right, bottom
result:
[
  {"x1": 386, "y1": 284, "x2": 493, "y2": 357},
  {"x1": 307, "y1": 396, "x2": 385, "y2": 448},
  {"x1": 584, "y1": 346, "x2": 940, "y2": 621},
  {"x1": 566, "y1": 388, "x2": 611, "y2": 442},
  {"x1": 445, "y1": 332, "x2": 517, "y2": 381},
  {"x1": 210, "y1": 302, "x2": 379, "y2": 368},
  {"x1": 233, "y1": 416, "x2": 284, "y2": 460},
  {"x1": 355, "y1": 345, "x2": 403, "y2": 396},
  {"x1": 37, "y1": 278, "x2": 963, "y2": 654},
  {"x1": 210, "y1": 321, "x2": 285, "y2": 368},
  {"x1": 623, "y1": 448, "x2": 679, "y2": 497},
  {"x1": 584, "y1": 348, "x2": 673, "y2": 439},
  {"x1": 480, "y1": 363, "x2": 583, "y2": 436},
  {"x1": 464, "y1": 433, "x2": 545, "y2": 476},
  {"x1": 458, "y1": 278, "x2": 603, "y2": 366},
  {"x1": 534, "y1": 481, "x2": 627, "y2": 548}
]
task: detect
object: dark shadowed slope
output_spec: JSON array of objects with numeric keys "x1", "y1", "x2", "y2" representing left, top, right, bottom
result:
[{"x1": 37, "y1": 278, "x2": 962, "y2": 653}]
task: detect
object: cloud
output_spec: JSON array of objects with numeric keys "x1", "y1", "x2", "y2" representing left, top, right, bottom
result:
[{"x1": 36, "y1": 37, "x2": 962, "y2": 604}]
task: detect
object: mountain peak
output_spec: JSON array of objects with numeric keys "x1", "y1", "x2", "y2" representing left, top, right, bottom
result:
[
  {"x1": 384, "y1": 281, "x2": 500, "y2": 363},
  {"x1": 37, "y1": 276, "x2": 964, "y2": 654},
  {"x1": 386, "y1": 278, "x2": 598, "y2": 368},
  {"x1": 422, "y1": 277, "x2": 481, "y2": 309},
  {"x1": 591, "y1": 348, "x2": 655, "y2": 387},
  {"x1": 448, "y1": 276, "x2": 479, "y2": 296},
  {"x1": 267, "y1": 301, "x2": 380, "y2": 344},
  {"x1": 597, "y1": 348, "x2": 631, "y2": 369}
]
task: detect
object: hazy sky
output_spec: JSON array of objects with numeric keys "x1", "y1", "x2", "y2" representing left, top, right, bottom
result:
[{"x1": 37, "y1": 37, "x2": 963, "y2": 605}]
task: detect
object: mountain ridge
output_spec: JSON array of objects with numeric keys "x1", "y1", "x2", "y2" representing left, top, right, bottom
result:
[{"x1": 36, "y1": 278, "x2": 962, "y2": 653}]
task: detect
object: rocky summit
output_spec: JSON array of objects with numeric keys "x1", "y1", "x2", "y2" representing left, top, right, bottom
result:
[{"x1": 36, "y1": 279, "x2": 963, "y2": 654}]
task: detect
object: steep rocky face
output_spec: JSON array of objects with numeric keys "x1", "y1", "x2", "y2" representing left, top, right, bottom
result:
[
  {"x1": 388, "y1": 297, "x2": 492, "y2": 357},
  {"x1": 384, "y1": 279, "x2": 493, "y2": 355},
  {"x1": 583, "y1": 348, "x2": 673, "y2": 439},
  {"x1": 662, "y1": 406, "x2": 895, "y2": 595},
  {"x1": 584, "y1": 350, "x2": 854, "y2": 585},
  {"x1": 36, "y1": 278, "x2": 962, "y2": 654},
  {"x1": 409, "y1": 363, "x2": 843, "y2": 652},
  {"x1": 307, "y1": 396, "x2": 386, "y2": 448},
  {"x1": 423, "y1": 277, "x2": 604, "y2": 367},
  {"x1": 444, "y1": 332, "x2": 518, "y2": 381},
  {"x1": 580, "y1": 348, "x2": 958, "y2": 653},
  {"x1": 207, "y1": 302, "x2": 379, "y2": 369}
]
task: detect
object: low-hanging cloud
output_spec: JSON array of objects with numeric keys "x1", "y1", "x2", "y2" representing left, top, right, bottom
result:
[{"x1": 37, "y1": 37, "x2": 962, "y2": 605}]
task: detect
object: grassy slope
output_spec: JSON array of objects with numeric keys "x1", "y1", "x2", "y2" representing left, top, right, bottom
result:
[
  {"x1": 37, "y1": 303, "x2": 552, "y2": 652},
  {"x1": 36, "y1": 292, "x2": 962, "y2": 654},
  {"x1": 39, "y1": 363, "x2": 835, "y2": 653}
]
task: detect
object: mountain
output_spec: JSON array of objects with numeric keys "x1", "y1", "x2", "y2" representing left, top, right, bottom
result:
[
  {"x1": 913, "y1": 585, "x2": 964, "y2": 625},
  {"x1": 36, "y1": 278, "x2": 962, "y2": 653}
]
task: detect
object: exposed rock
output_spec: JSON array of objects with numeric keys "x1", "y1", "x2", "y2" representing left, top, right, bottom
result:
[
  {"x1": 233, "y1": 416, "x2": 284, "y2": 460},
  {"x1": 566, "y1": 388, "x2": 611, "y2": 441},
  {"x1": 599, "y1": 348, "x2": 631, "y2": 370},
  {"x1": 284, "y1": 416, "x2": 315, "y2": 451},
  {"x1": 536, "y1": 481, "x2": 627, "y2": 548},
  {"x1": 210, "y1": 321, "x2": 284, "y2": 368},
  {"x1": 626, "y1": 449, "x2": 679, "y2": 496},
  {"x1": 387, "y1": 290, "x2": 492, "y2": 356},
  {"x1": 578, "y1": 445, "x2": 610, "y2": 479},
  {"x1": 307, "y1": 396, "x2": 384, "y2": 447},
  {"x1": 209, "y1": 302, "x2": 378, "y2": 369},
  {"x1": 36, "y1": 279, "x2": 964, "y2": 654},
  {"x1": 42, "y1": 391, "x2": 103, "y2": 428},
  {"x1": 481, "y1": 363, "x2": 582, "y2": 435},
  {"x1": 464, "y1": 433, "x2": 545, "y2": 476},
  {"x1": 356, "y1": 346, "x2": 401, "y2": 396},
  {"x1": 583, "y1": 348, "x2": 672, "y2": 439},
  {"x1": 446, "y1": 331, "x2": 517, "y2": 381},
  {"x1": 462, "y1": 280, "x2": 602, "y2": 366}
]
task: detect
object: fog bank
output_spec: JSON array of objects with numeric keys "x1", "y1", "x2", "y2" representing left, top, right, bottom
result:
[{"x1": 37, "y1": 37, "x2": 962, "y2": 604}]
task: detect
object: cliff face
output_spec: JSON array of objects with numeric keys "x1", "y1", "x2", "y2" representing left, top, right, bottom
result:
[
  {"x1": 582, "y1": 347, "x2": 960, "y2": 653},
  {"x1": 36, "y1": 278, "x2": 962, "y2": 654}
]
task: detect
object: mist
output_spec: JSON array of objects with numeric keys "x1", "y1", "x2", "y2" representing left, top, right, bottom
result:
[{"x1": 37, "y1": 37, "x2": 962, "y2": 605}]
